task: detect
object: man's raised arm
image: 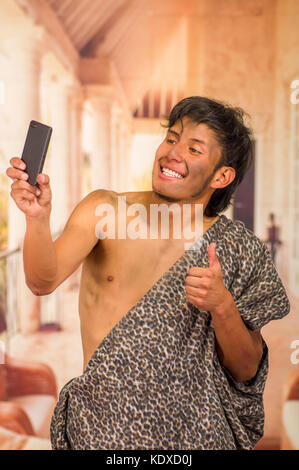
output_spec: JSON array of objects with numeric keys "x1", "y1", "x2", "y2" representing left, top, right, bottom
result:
[{"x1": 7, "y1": 157, "x2": 103, "y2": 296}]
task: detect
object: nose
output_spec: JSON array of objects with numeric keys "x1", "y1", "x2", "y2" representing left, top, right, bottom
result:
[{"x1": 167, "y1": 143, "x2": 184, "y2": 162}]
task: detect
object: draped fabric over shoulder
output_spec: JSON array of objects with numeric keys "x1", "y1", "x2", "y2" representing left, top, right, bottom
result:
[{"x1": 50, "y1": 215, "x2": 290, "y2": 450}]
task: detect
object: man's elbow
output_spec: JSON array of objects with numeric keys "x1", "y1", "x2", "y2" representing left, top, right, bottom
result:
[
  {"x1": 234, "y1": 364, "x2": 259, "y2": 383},
  {"x1": 26, "y1": 280, "x2": 55, "y2": 296},
  {"x1": 234, "y1": 352, "x2": 263, "y2": 382},
  {"x1": 224, "y1": 350, "x2": 263, "y2": 383}
]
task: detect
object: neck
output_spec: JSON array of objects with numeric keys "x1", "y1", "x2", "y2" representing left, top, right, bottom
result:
[
  {"x1": 149, "y1": 190, "x2": 210, "y2": 209},
  {"x1": 146, "y1": 190, "x2": 218, "y2": 241}
]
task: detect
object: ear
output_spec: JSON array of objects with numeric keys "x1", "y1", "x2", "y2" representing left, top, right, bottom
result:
[{"x1": 210, "y1": 166, "x2": 236, "y2": 190}]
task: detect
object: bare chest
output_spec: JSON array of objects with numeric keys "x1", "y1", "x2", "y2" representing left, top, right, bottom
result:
[{"x1": 83, "y1": 237, "x2": 186, "y2": 300}]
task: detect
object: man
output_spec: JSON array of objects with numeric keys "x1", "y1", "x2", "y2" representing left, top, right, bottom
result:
[
  {"x1": 7, "y1": 96, "x2": 290, "y2": 450},
  {"x1": 264, "y1": 212, "x2": 282, "y2": 265}
]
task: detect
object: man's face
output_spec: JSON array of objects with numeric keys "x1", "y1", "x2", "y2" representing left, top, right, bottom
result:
[{"x1": 152, "y1": 117, "x2": 223, "y2": 203}]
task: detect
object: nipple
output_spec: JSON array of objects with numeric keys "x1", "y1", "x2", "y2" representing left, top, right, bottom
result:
[{"x1": 107, "y1": 275, "x2": 114, "y2": 282}]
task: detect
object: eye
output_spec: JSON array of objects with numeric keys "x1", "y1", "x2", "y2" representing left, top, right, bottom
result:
[
  {"x1": 189, "y1": 147, "x2": 202, "y2": 155},
  {"x1": 166, "y1": 138, "x2": 177, "y2": 145}
]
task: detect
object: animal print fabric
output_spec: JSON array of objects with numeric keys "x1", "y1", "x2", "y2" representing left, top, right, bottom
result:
[{"x1": 50, "y1": 215, "x2": 290, "y2": 450}]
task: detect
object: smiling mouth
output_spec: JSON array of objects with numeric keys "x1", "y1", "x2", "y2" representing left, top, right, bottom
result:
[{"x1": 159, "y1": 165, "x2": 185, "y2": 179}]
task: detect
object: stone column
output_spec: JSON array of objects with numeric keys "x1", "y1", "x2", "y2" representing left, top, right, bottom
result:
[
  {"x1": 0, "y1": 23, "x2": 44, "y2": 334},
  {"x1": 67, "y1": 82, "x2": 84, "y2": 213},
  {"x1": 109, "y1": 103, "x2": 132, "y2": 193},
  {"x1": 111, "y1": 102, "x2": 123, "y2": 192},
  {"x1": 86, "y1": 86, "x2": 112, "y2": 192},
  {"x1": 47, "y1": 73, "x2": 73, "y2": 236},
  {"x1": 118, "y1": 116, "x2": 132, "y2": 192},
  {"x1": 65, "y1": 82, "x2": 84, "y2": 290}
]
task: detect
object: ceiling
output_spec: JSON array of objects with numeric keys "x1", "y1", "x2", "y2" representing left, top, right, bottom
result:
[
  {"x1": 46, "y1": 0, "x2": 130, "y2": 52},
  {"x1": 44, "y1": 0, "x2": 193, "y2": 114}
]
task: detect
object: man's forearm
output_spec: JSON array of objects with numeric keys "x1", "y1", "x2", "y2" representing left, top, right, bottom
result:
[
  {"x1": 210, "y1": 293, "x2": 263, "y2": 382},
  {"x1": 23, "y1": 213, "x2": 57, "y2": 294}
]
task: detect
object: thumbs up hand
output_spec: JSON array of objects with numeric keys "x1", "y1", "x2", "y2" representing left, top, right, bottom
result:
[{"x1": 185, "y1": 242, "x2": 231, "y2": 314}]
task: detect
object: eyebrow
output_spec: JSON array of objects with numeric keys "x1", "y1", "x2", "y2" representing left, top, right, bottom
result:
[{"x1": 167, "y1": 129, "x2": 208, "y2": 148}]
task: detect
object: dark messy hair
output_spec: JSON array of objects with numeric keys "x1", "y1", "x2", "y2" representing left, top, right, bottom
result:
[{"x1": 163, "y1": 96, "x2": 253, "y2": 217}]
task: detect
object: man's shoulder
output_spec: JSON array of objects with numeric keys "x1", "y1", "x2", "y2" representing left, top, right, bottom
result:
[
  {"x1": 220, "y1": 215, "x2": 267, "y2": 255},
  {"x1": 119, "y1": 190, "x2": 152, "y2": 206},
  {"x1": 79, "y1": 189, "x2": 124, "y2": 212},
  {"x1": 68, "y1": 190, "x2": 119, "y2": 225},
  {"x1": 84, "y1": 189, "x2": 149, "y2": 206},
  {"x1": 82, "y1": 189, "x2": 118, "y2": 206},
  {"x1": 78, "y1": 190, "x2": 152, "y2": 221}
]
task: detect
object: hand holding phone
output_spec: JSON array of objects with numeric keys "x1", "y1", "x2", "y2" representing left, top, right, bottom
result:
[
  {"x1": 6, "y1": 121, "x2": 53, "y2": 219},
  {"x1": 21, "y1": 120, "x2": 52, "y2": 186}
]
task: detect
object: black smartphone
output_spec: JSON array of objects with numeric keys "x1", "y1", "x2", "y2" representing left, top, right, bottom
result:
[{"x1": 21, "y1": 120, "x2": 52, "y2": 186}]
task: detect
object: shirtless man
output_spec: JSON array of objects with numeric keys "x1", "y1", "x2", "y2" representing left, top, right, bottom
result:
[
  {"x1": 7, "y1": 104, "x2": 262, "y2": 377},
  {"x1": 7, "y1": 96, "x2": 288, "y2": 450}
]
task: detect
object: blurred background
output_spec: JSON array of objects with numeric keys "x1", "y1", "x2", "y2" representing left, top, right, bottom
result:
[{"x1": 0, "y1": 0, "x2": 298, "y2": 450}]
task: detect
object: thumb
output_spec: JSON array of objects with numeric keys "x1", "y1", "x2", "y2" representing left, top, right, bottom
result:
[
  {"x1": 208, "y1": 242, "x2": 220, "y2": 270},
  {"x1": 37, "y1": 173, "x2": 50, "y2": 187},
  {"x1": 36, "y1": 173, "x2": 52, "y2": 203}
]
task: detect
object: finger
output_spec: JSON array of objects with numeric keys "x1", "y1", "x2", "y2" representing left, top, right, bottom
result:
[
  {"x1": 186, "y1": 284, "x2": 207, "y2": 296},
  {"x1": 11, "y1": 180, "x2": 40, "y2": 196},
  {"x1": 185, "y1": 275, "x2": 209, "y2": 288},
  {"x1": 11, "y1": 188, "x2": 37, "y2": 201},
  {"x1": 36, "y1": 173, "x2": 50, "y2": 186},
  {"x1": 186, "y1": 285, "x2": 199, "y2": 297},
  {"x1": 6, "y1": 166, "x2": 29, "y2": 181},
  {"x1": 10, "y1": 157, "x2": 26, "y2": 170},
  {"x1": 186, "y1": 292, "x2": 201, "y2": 303},
  {"x1": 186, "y1": 294, "x2": 207, "y2": 310},
  {"x1": 188, "y1": 266, "x2": 212, "y2": 277}
]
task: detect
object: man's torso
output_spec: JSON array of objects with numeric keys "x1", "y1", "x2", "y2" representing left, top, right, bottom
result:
[{"x1": 78, "y1": 190, "x2": 219, "y2": 370}]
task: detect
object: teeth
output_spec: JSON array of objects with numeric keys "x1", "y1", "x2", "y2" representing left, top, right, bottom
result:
[{"x1": 162, "y1": 167, "x2": 183, "y2": 179}]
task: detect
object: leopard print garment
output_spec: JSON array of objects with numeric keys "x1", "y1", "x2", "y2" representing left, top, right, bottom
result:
[{"x1": 50, "y1": 215, "x2": 290, "y2": 450}]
